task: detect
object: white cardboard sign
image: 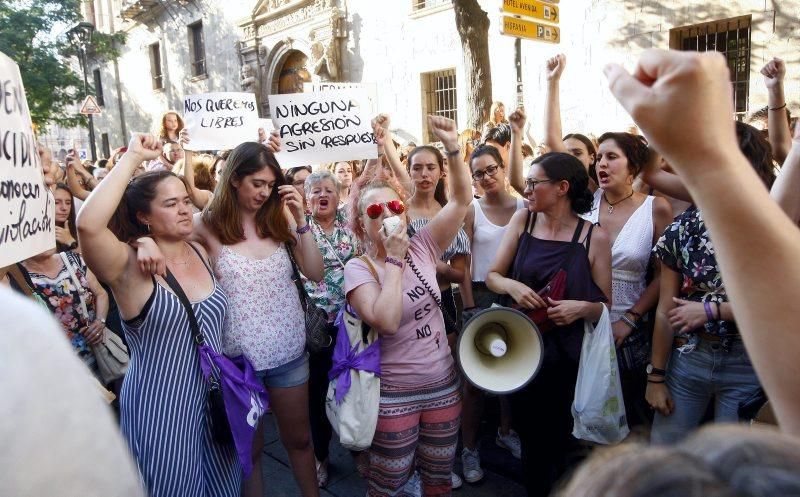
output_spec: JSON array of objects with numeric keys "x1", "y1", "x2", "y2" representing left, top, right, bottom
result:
[
  {"x1": 268, "y1": 89, "x2": 377, "y2": 168},
  {"x1": 182, "y1": 92, "x2": 259, "y2": 151},
  {"x1": 302, "y1": 82, "x2": 378, "y2": 115},
  {"x1": 0, "y1": 51, "x2": 55, "y2": 267}
]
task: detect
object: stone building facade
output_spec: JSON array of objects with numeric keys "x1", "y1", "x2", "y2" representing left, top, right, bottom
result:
[{"x1": 48, "y1": 0, "x2": 800, "y2": 158}]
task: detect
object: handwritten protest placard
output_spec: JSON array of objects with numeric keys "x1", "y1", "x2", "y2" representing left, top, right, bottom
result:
[
  {"x1": 302, "y1": 82, "x2": 378, "y2": 115},
  {"x1": 183, "y1": 92, "x2": 259, "y2": 151},
  {"x1": 268, "y1": 89, "x2": 377, "y2": 168},
  {"x1": 0, "y1": 51, "x2": 54, "y2": 267}
]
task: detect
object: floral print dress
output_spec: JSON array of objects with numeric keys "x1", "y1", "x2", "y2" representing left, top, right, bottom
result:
[
  {"x1": 302, "y1": 206, "x2": 361, "y2": 323},
  {"x1": 653, "y1": 206, "x2": 737, "y2": 352},
  {"x1": 27, "y1": 251, "x2": 98, "y2": 371}
]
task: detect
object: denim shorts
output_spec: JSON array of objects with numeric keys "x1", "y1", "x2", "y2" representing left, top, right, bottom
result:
[{"x1": 256, "y1": 352, "x2": 310, "y2": 389}]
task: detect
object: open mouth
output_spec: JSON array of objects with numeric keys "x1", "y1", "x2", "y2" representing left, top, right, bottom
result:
[
  {"x1": 597, "y1": 171, "x2": 610, "y2": 182},
  {"x1": 318, "y1": 198, "x2": 330, "y2": 208}
]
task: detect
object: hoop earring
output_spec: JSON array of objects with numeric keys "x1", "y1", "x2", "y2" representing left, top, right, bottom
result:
[{"x1": 146, "y1": 223, "x2": 151, "y2": 233}]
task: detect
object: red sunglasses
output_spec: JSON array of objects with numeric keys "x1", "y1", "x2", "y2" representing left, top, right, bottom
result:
[{"x1": 365, "y1": 200, "x2": 405, "y2": 219}]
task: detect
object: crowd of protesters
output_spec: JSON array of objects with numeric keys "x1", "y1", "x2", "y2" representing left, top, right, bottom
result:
[{"x1": 4, "y1": 49, "x2": 800, "y2": 497}]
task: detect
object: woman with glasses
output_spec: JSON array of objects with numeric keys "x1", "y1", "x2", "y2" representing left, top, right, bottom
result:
[
  {"x1": 486, "y1": 152, "x2": 611, "y2": 497},
  {"x1": 458, "y1": 144, "x2": 527, "y2": 483},
  {"x1": 344, "y1": 115, "x2": 472, "y2": 496}
]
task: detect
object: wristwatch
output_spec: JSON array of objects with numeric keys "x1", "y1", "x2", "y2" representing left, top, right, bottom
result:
[{"x1": 646, "y1": 364, "x2": 666, "y2": 376}]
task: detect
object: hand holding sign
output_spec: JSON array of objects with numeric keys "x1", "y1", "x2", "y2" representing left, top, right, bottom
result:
[{"x1": 265, "y1": 130, "x2": 282, "y2": 153}]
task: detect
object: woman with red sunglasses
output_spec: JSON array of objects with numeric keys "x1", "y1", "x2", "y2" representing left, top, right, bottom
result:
[{"x1": 344, "y1": 115, "x2": 473, "y2": 496}]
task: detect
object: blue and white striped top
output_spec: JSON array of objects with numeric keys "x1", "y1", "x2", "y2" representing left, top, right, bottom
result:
[
  {"x1": 410, "y1": 217, "x2": 471, "y2": 262},
  {"x1": 120, "y1": 247, "x2": 241, "y2": 496}
]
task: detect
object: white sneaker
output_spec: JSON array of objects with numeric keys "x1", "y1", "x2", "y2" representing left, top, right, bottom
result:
[
  {"x1": 461, "y1": 447, "x2": 485, "y2": 483},
  {"x1": 496, "y1": 428, "x2": 522, "y2": 459},
  {"x1": 451, "y1": 471, "x2": 463, "y2": 489},
  {"x1": 402, "y1": 470, "x2": 422, "y2": 497}
]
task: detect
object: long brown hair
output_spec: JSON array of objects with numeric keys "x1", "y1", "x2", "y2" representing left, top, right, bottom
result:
[
  {"x1": 158, "y1": 110, "x2": 184, "y2": 140},
  {"x1": 407, "y1": 145, "x2": 448, "y2": 207},
  {"x1": 202, "y1": 141, "x2": 293, "y2": 246},
  {"x1": 109, "y1": 171, "x2": 191, "y2": 242}
]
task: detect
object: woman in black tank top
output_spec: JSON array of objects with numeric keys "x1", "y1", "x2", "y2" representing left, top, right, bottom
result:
[{"x1": 486, "y1": 152, "x2": 612, "y2": 497}]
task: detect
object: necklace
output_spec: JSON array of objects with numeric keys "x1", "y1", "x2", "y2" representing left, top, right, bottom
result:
[
  {"x1": 603, "y1": 190, "x2": 634, "y2": 214},
  {"x1": 166, "y1": 243, "x2": 191, "y2": 266}
]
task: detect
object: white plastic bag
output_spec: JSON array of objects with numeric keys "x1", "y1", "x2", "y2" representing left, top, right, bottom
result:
[
  {"x1": 572, "y1": 304, "x2": 629, "y2": 444},
  {"x1": 325, "y1": 307, "x2": 381, "y2": 451}
]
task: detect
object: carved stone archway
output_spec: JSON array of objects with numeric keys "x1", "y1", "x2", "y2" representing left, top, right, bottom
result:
[{"x1": 238, "y1": 0, "x2": 346, "y2": 116}]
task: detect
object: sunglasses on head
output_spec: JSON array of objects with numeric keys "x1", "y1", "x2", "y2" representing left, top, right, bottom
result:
[{"x1": 365, "y1": 200, "x2": 405, "y2": 219}]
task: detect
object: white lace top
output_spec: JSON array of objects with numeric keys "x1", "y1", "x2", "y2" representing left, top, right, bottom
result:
[
  {"x1": 216, "y1": 244, "x2": 305, "y2": 370},
  {"x1": 584, "y1": 191, "x2": 654, "y2": 322}
]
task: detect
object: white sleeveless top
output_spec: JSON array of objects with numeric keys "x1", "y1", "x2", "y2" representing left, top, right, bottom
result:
[
  {"x1": 215, "y1": 243, "x2": 306, "y2": 370},
  {"x1": 471, "y1": 197, "x2": 525, "y2": 282},
  {"x1": 584, "y1": 190, "x2": 654, "y2": 322}
]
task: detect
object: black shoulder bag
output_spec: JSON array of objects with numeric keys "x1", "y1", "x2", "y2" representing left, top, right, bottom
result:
[{"x1": 286, "y1": 246, "x2": 332, "y2": 353}]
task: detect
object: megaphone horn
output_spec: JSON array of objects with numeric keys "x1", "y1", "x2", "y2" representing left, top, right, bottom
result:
[{"x1": 457, "y1": 307, "x2": 543, "y2": 394}]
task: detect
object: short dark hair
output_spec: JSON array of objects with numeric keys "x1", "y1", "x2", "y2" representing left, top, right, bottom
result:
[
  {"x1": 598, "y1": 132, "x2": 649, "y2": 177},
  {"x1": 483, "y1": 123, "x2": 511, "y2": 147},
  {"x1": 469, "y1": 143, "x2": 505, "y2": 170}
]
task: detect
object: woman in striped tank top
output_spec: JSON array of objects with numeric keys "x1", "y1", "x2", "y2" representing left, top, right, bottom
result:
[
  {"x1": 77, "y1": 134, "x2": 241, "y2": 496},
  {"x1": 136, "y1": 134, "x2": 325, "y2": 497}
]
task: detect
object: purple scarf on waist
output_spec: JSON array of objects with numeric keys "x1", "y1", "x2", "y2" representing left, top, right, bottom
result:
[{"x1": 328, "y1": 307, "x2": 381, "y2": 404}]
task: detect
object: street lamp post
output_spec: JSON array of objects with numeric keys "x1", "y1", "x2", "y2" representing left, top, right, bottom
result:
[{"x1": 68, "y1": 21, "x2": 97, "y2": 162}]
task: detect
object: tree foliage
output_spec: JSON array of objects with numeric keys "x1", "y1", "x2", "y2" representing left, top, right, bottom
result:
[{"x1": 0, "y1": 0, "x2": 124, "y2": 129}]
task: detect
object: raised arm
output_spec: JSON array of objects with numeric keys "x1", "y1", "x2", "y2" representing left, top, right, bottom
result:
[
  {"x1": 76, "y1": 135, "x2": 162, "y2": 286},
  {"x1": 373, "y1": 114, "x2": 412, "y2": 194},
  {"x1": 606, "y1": 48, "x2": 800, "y2": 435},
  {"x1": 543, "y1": 54, "x2": 569, "y2": 154},
  {"x1": 281, "y1": 187, "x2": 324, "y2": 282},
  {"x1": 762, "y1": 57, "x2": 792, "y2": 164},
  {"x1": 508, "y1": 107, "x2": 527, "y2": 195},
  {"x1": 65, "y1": 153, "x2": 93, "y2": 201},
  {"x1": 426, "y1": 116, "x2": 472, "y2": 251},
  {"x1": 771, "y1": 127, "x2": 800, "y2": 225},
  {"x1": 178, "y1": 129, "x2": 213, "y2": 209}
]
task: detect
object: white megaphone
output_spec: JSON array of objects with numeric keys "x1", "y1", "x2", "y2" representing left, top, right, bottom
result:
[{"x1": 457, "y1": 306, "x2": 544, "y2": 394}]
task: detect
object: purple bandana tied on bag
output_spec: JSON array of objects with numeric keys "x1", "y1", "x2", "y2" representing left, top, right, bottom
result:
[
  {"x1": 198, "y1": 344, "x2": 268, "y2": 478},
  {"x1": 328, "y1": 308, "x2": 381, "y2": 403}
]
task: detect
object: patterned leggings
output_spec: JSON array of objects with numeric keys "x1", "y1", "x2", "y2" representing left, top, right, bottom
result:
[{"x1": 367, "y1": 370, "x2": 462, "y2": 496}]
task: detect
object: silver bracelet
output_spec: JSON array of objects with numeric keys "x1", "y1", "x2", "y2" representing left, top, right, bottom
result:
[{"x1": 620, "y1": 314, "x2": 639, "y2": 330}]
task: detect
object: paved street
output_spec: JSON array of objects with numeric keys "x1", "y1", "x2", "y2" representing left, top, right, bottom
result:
[{"x1": 258, "y1": 408, "x2": 526, "y2": 497}]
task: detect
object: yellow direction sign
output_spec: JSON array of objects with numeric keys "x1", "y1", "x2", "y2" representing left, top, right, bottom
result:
[
  {"x1": 501, "y1": 15, "x2": 560, "y2": 44},
  {"x1": 79, "y1": 95, "x2": 101, "y2": 115},
  {"x1": 502, "y1": 0, "x2": 559, "y2": 23}
]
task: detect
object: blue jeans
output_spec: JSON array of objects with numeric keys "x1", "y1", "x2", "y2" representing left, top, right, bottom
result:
[{"x1": 651, "y1": 338, "x2": 761, "y2": 444}]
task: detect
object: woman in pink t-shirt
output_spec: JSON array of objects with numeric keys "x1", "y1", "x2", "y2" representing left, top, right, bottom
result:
[{"x1": 344, "y1": 115, "x2": 472, "y2": 496}]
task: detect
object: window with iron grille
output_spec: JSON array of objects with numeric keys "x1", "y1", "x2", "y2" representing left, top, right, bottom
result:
[
  {"x1": 670, "y1": 16, "x2": 752, "y2": 117},
  {"x1": 412, "y1": 0, "x2": 451, "y2": 12},
  {"x1": 188, "y1": 21, "x2": 207, "y2": 77},
  {"x1": 421, "y1": 69, "x2": 458, "y2": 142},
  {"x1": 149, "y1": 42, "x2": 163, "y2": 90},
  {"x1": 92, "y1": 68, "x2": 105, "y2": 107}
]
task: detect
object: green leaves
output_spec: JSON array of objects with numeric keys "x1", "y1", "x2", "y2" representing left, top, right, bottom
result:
[{"x1": 0, "y1": 0, "x2": 121, "y2": 128}]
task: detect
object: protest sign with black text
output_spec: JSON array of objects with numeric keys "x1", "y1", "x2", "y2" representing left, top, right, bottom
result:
[
  {"x1": 268, "y1": 89, "x2": 377, "y2": 168},
  {"x1": 0, "y1": 51, "x2": 54, "y2": 267},
  {"x1": 183, "y1": 92, "x2": 259, "y2": 151}
]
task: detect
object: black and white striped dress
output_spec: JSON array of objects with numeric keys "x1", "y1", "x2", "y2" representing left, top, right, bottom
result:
[{"x1": 120, "y1": 261, "x2": 241, "y2": 496}]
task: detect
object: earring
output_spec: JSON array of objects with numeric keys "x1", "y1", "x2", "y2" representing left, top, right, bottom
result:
[{"x1": 146, "y1": 223, "x2": 150, "y2": 233}]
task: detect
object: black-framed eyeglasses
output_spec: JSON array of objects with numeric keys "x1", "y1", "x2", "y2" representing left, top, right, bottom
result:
[
  {"x1": 525, "y1": 178, "x2": 555, "y2": 189},
  {"x1": 472, "y1": 164, "x2": 500, "y2": 181}
]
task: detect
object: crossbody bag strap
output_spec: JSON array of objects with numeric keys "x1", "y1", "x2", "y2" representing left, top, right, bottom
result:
[
  {"x1": 316, "y1": 221, "x2": 346, "y2": 269},
  {"x1": 163, "y1": 269, "x2": 206, "y2": 346},
  {"x1": 285, "y1": 244, "x2": 309, "y2": 312},
  {"x1": 60, "y1": 252, "x2": 90, "y2": 321},
  {"x1": 358, "y1": 255, "x2": 379, "y2": 282}
]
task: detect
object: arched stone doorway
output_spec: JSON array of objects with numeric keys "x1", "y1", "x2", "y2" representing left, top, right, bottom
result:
[{"x1": 277, "y1": 50, "x2": 311, "y2": 94}]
